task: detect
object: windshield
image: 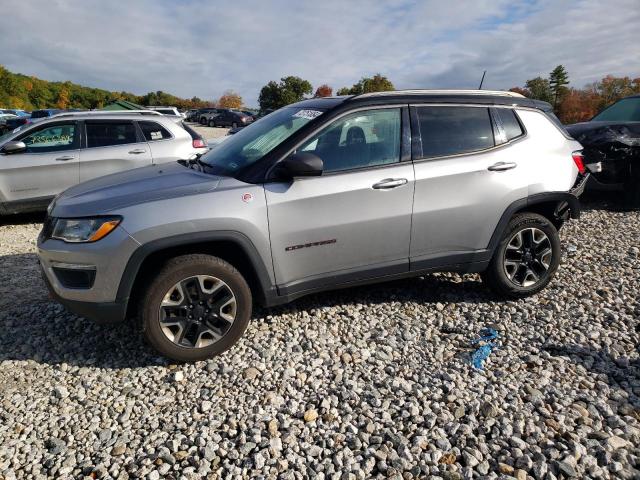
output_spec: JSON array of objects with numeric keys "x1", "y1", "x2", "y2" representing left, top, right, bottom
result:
[
  {"x1": 0, "y1": 124, "x2": 28, "y2": 143},
  {"x1": 199, "y1": 106, "x2": 324, "y2": 175},
  {"x1": 592, "y1": 97, "x2": 640, "y2": 122}
]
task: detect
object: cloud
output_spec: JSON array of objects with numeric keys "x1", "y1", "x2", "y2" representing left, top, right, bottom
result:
[{"x1": 0, "y1": 0, "x2": 638, "y2": 105}]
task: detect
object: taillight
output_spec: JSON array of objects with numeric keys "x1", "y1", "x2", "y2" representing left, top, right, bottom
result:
[
  {"x1": 192, "y1": 138, "x2": 206, "y2": 148},
  {"x1": 572, "y1": 151, "x2": 586, "y2": 174}
]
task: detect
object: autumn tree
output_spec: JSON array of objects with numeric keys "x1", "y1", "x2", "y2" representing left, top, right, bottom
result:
[
  {"x1": 218, "y1": 90, "x2": 243, "y2": 109},
  {"x1": 588, "y1": 75, "x2": 640, "y2": 110},
  {"x1": 56, "y1": 87, "x2": 70, "y2": 109},
  {"x1": 508, "y1": 86, "x2": 530, "y2": 97},
  {"x1": 338, "y1": 74, "x2": 395, "y2": 95},
  {"x1": 258, "y1": 76, "x2": 313, "y2": 110},
  {"x1": 557, "y1": 89, "x2": 600, "y2": 124},
  {"x1": 549, "y1": 65, "x2": 570, "y2": 108},
  {"x1": 524, "y1": 77, "x2": 553, "y2": 103},
  {"x1": 314, "y1": 84, "x2": 333, "y2": 97}
]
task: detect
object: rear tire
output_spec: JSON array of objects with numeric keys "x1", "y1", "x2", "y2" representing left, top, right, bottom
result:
[
  {"x1": 141, "y1": 254, "x2": 252, "y2": 362},
  {"x1": 232, "y1": 122, "x2": 238, "y2": 129},
  {"x1": 481, "y1": 213, "x2": 561, "y2": 298}
]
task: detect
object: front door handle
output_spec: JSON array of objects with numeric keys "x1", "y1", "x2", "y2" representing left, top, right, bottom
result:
[
  {"x1": 129, "y1": 148, "x2": 146, "y2": 154},
  {"x1": 488, "y1": 162, "x2": 517, "y2": 172},
  {"x1": 372, "y1": 178, "x2": 408, "y2": 189},
  {"x1": 55, "y1": 155, "x2": 75, "y2": 161}
]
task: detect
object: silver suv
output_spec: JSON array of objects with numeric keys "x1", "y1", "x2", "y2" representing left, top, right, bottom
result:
[
  {"x1": 0, "y1": 111, "x2": 207, "y2": 215},
  {"x1": 38, "y1": 90, "x2": 588, "y2": 361}
]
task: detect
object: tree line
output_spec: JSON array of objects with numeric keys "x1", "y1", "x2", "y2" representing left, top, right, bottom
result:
[
  {"x1": 510, "y1": 65, "x2": 640, "y2": 123},
  {"x1": 258, "y1": 69, "x2": 640, "y2": 124},
  {"x1": 3, "y1": 63, "x2": 637, "y2": 123},
  {"x1": 0, "y1": 65, "x2": 239, "y2": 111},
  {"x1": 257, "y1": 74, "x2": 395, "y2": 111}
]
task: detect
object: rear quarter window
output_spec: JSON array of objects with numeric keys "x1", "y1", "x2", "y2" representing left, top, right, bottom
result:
[
  {"x1": 139, "y1": 121, "x2": 173, "y2": 141},
  {"x1": 415, "y1": 106, "x2": 494, "y2": 158},
  {"x1": 492, "y1": 108, "x2": 524, "y2": 144}
]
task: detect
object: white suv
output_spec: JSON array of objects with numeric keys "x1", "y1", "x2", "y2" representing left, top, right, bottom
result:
[{"x1": 0, "y1": 111, "x2": 207, "y2": 215}]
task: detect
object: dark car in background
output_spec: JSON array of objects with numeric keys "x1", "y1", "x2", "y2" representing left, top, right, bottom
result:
[
  {"x1": 5, "y1": 109, "x2": 81, "y2": 132},
  {"x1": 185, "y1": 109, "x2": 200, "y2": 121},
  {"x1": 0, "y1": 113, "x2": 18, "y2": 133},
  {"x1": 198, "y1": 108, "x2": 221, "y2": 125},
  {"x1": 566, "y1": 95, "x2": 640, "y2": 206},
  {"x1": 4, "y1": 116, "x2": 30, "y2": 132},
  {"x1": 208, "y1": 109, "x2": 253, "y2": 128},
  {"x1": 1, "y1": 109, "x2": 29, "y2": 117},
  {"x1": 30, "y1": 109, "x2": 64, "y2": 121}
]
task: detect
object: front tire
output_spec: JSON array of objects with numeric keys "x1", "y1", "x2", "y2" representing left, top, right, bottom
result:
[
  {"x1": 141, "y1": 254, "x2": 252, "y2": 362},
  {"x1": 481, "y1": 213, "x2": 561, "y2": 298},
  {"x1": 208, "y1": 119, "x2": 216, "y2": 127}
]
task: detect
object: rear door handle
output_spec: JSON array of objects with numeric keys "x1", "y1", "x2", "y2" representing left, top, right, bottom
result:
[
  {"x1": 488, "y1": 162, "x2": 517, "y2": 172},
  {"x1": 129, "y1": 148, "x2": 146, "y2": 154},
  {"x1": 372, "y1": 178, "x2": 408, "y2": 189},
  {"x1": 55, "y1": 155, "x2": 75, "y2": 161}
]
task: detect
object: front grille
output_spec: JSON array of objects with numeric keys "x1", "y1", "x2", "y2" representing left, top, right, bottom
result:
[{"x1": 39, "y1": 216, "x2": 55, "y2": 241}]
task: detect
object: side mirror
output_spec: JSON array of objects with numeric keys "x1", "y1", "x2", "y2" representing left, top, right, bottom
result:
[
  {"x1": 1, "y1": 141, "x2": 26, "y2": 155},
  {"x1": 276, "y1": 152, "x2": 323, "y2": 179}
]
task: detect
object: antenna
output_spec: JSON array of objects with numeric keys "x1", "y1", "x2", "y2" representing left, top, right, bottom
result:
[{"x1": 478, "y1": 70, "x2": 487, "y2": 89}]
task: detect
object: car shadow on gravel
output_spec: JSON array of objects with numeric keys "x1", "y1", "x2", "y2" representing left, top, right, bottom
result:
[
  {"x1": 580, "y1": 192, "x2": 640, "y2": 213},
  {"x1": 544, "y1": 343, "x2": 640, "y2": 410},
  {"x1": 1, "y1": 248, "x2": 496, "y2": 369},
  {"x1": 0, "y1": 211, "x2": 46, "y2": 226},
  {"x1": 259, "y1": 272, "x2": 495, "y2": 318}
]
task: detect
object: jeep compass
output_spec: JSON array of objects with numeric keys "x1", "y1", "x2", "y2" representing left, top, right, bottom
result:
[{"x1": 38, "y1": 90, "x2": 587, "y2": 361}]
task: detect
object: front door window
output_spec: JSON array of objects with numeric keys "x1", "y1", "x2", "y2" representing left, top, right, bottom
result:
[
  {"x1": 298, "y1": 108, "x2": 401, "y2": 173},
  {"x1": 20, "y1": 123, "x2": 77, "y2": 153}
]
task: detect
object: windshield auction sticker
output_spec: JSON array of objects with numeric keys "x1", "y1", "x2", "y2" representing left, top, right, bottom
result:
[{"x1": 292, "y1": 109, "x2": 323, "y2": 120}]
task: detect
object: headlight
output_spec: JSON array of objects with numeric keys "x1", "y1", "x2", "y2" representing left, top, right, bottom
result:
[{"x1": 52, "y1": 217, "x2": 121, "y2": 243}]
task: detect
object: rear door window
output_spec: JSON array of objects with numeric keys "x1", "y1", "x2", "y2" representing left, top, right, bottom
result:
[
  {"x1": 86, "y1": 121, "x2": 138, "y2": 148},
  {"x1": 139, "y1": 121, "x2": 172, "y2": 141},
  {"x1": 415, "y1": 106, "x2": 494, "y2": 158}
]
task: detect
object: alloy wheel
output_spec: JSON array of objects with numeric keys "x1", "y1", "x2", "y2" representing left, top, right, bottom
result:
[
  {"x1": 159, "y1": 275, "x2": 237, "y2": 348},
  {"x1": 503, "y1": 227, "x2": 552, "y2": 287}
]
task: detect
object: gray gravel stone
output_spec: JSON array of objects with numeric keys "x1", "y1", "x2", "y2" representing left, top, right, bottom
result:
[{"x1": 1, "y1": 200, "x2": 639, "y2": 479}]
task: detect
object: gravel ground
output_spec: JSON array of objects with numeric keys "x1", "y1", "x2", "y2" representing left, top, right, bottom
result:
[
  {"x1": 185, "y1": 122, "x2": 229, "y2": 143},
  {"x1": 0, "y1": 197, "x2": 639, "y2": 480}
]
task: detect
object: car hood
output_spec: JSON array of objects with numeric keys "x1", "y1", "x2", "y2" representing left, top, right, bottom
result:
[
  {"x1": 566, "y1": 121, "x2": 640, "y2": 148},
  {"x1": 51, "y1": 162, "x2": 223, "y2": 218}
]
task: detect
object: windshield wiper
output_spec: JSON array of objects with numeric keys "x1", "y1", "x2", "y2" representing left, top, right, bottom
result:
[{"x1": 178, "y1": 155, "x2": 216, "y2": 173}]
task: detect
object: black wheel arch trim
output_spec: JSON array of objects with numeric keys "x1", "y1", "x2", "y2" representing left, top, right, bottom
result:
[
  {"x1": 111, "y1": 193, "x2": 580, "y2": 318},
  {"x1": 116, "y1": 230, "x2": 276, "y2": 312},
  {"x1": 487, "y1": 191, "x2": 581, "y2": 254}
]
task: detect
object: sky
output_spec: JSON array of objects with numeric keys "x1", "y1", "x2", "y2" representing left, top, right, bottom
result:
[{"x1": 1, "y1": 0, "x2": 638, "y2": 106}]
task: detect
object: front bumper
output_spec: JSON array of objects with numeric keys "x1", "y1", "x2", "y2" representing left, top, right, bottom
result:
[
  {"x1": 37, "y1": 224, "x2": 139, "y2": 324},
  {"x1": 41, "y1": 269, "x2": 128, "y2": 324}
]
